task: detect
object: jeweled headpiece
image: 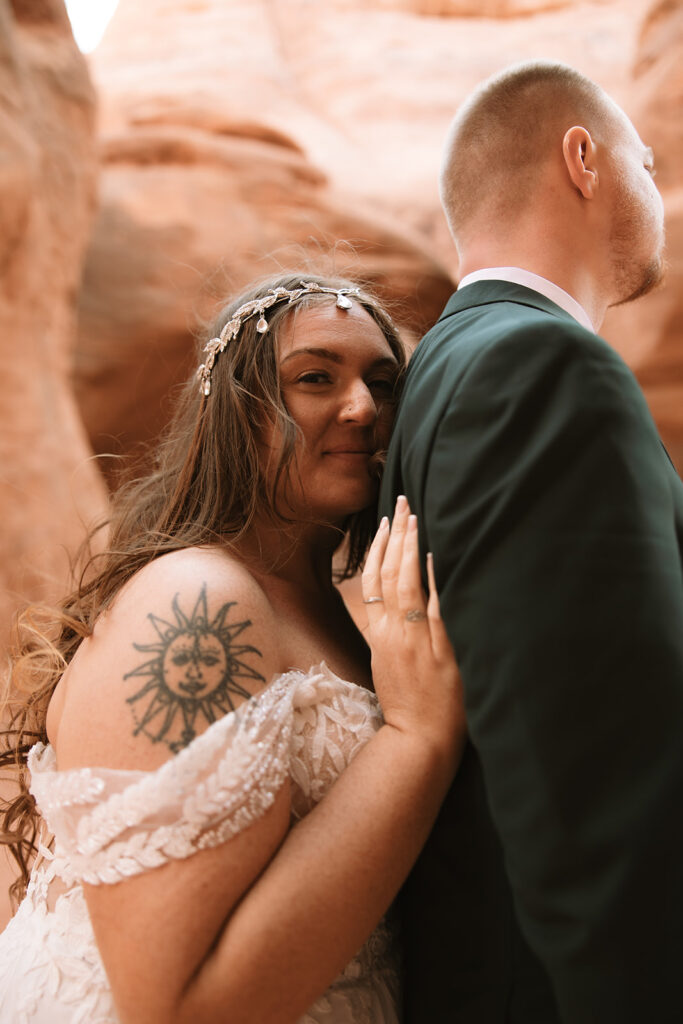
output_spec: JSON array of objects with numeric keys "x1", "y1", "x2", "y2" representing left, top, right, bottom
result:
[{"x1": 197, "y1": 281, "x2": 362, "y2": 396}]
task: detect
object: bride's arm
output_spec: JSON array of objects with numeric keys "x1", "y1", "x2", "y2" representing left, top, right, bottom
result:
[{"x1": 76, "y1": 505, "x2": 464, "y2": 1024}]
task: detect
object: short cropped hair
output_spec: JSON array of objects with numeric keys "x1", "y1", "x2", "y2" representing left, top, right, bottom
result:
[{"x1": 440, "y1": 61, "x2": 615, "y2": 243}]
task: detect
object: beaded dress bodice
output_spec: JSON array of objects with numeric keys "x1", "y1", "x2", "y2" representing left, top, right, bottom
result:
[{"x1": 0, "y1": 665, "x2": 401, "y2": 1024}]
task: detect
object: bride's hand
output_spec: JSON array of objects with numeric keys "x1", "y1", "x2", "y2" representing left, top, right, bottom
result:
[{"x1": 362, "y1": 496, "x2": 466, "y2": 766}]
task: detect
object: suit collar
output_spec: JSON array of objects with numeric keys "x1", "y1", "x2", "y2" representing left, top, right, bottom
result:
[{"x1": 439, "y1": 280, "x2": 583, "y2": 328}]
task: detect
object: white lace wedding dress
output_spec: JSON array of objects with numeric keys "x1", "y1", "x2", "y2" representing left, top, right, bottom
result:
[{"x1": 0, "y1": 664, "x2": 401, "y2": 1024}]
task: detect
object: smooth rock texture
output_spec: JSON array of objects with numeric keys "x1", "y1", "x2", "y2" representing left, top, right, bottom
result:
[
  {"x1": 76, "y1": 0, "x2": 462, "y2": 470},
  {"x1": 74, "y1": 129, "x2": 452, "y2": 470},
  {"x1": 0, "y1": 0, "x2": 109, "y2": 933},
  {"x1": 601, "y1": 0, "x2": 683, "y2": 468},
  {"x1": 0, "y1": 0, "x2": 108, "y2": 651},
  {"x1": 80, "y1": 0, "x2": 682, "y2": 470},
  {"x1": 330, "y1": 0, "x2": 576, "y2": 15}
]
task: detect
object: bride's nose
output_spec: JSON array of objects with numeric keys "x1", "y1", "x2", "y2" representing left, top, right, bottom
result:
[{"x1": 338, "y1": 380, "x2": 378, "y2": 425}]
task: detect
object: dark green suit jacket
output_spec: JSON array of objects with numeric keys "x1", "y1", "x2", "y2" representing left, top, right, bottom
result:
[{"x1": 379, "y1": 281, "x2": 683, "y2": 1023}]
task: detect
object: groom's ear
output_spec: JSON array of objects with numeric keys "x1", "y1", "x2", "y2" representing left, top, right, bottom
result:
[{"x1": 562, "y1": 126, "x2": 598, "y2": 199}]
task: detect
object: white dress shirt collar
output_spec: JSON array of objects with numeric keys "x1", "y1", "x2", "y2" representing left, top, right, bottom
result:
[{"x1": 457, "y1": 267, "x2": 595, "y2": 333}]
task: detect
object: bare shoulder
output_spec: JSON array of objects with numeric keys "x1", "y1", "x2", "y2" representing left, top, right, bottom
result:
[{"x1": 52, "y1": 547, "x2": 282, "y2": 772}]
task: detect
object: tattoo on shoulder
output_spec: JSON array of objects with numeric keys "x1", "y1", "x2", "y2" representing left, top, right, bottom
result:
[{"x1": 124, "y1": 583, "x2": 265, "y2": 753}]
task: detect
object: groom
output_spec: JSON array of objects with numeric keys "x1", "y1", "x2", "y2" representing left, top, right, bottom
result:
[{"x1": 380, "y1": 62, "x2": 683, "y2": 1022}]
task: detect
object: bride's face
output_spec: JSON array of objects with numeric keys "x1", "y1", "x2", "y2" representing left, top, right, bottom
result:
[{"x1": 265, "y1": 300, "x2": 399, "y2": 524}]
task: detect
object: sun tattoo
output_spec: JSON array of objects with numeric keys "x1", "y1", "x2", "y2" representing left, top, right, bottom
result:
[{"x1": 124, "y1": 584, "x2": 265, "y2": 752}]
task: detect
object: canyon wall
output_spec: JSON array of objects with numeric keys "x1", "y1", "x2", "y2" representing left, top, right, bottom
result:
[
  {"x1": 0, "y1": 0, "x2": 108, "y2": 652},
  {"x1": 78, "y1": 0, "x2": 683, "y2": 469},
  {"x1": 0, "y1": 0, "x2": 109, "y2": 930}
]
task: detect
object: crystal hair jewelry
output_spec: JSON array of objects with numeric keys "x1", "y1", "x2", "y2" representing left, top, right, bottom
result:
[{"x1": 197, "y1": 281, "x2": 362, "y2": 396}]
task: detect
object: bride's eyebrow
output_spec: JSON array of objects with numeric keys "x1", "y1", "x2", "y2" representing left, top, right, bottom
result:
[
  {"x1": 281, "y1": 349, "x2": 398, "y2": 370},
  {"x1": 280, "y1": 347, "x2": 343, "y2": 365}
]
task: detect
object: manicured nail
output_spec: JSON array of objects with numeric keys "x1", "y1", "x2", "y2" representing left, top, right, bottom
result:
[
  {"x1": 396, "y1": 494, "x2": 407, "y2": 512},
  {"x1": 379, "y1": 516, "x2": 389, "y2": 529},
  {"x1": 408, "y1": 514, "x2": 417, "y2": 530}
]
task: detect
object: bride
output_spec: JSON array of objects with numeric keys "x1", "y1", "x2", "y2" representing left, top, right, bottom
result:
[{"x1": 0, "y1": 273, "x2": 465, "y2": 1023}]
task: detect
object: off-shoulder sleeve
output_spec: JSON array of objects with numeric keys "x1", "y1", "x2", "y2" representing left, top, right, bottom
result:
[
  {"x1": 288, "y1": 665, "x2": 383, "y2": 818},
  {"x1": 28, "y1": 674, "x2": 296, "y2": 887}
]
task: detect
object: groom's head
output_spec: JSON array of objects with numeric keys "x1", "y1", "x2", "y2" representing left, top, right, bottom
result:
[{"x1": 440, "y1": 61, "x2": 665, "y2": 307}]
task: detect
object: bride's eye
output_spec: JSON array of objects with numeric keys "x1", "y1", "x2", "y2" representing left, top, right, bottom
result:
[
  {"x1": 297, "y1": 371, "x2": 331, "y2": 385},
  {"x1": 368, "y1": 376, "x2": 397, "y2": 397}
]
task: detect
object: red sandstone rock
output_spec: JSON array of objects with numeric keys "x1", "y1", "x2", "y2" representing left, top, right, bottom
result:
[
  {"x1": 0, "y1": 0, "x2": 109, "y2": 931},
  {"x1": 75, "y1": 0, "x2": 460, "y2": 468},
  {"x1": 80, "y1": 0, "x2": 681, "y2": 469},
  {"x1": 600, "y1": 0, "x2": 683, "y2": 468},
  {"x1": 330, "y1": 0, "x2": 576, "y2": 15},
  {"x1": 73, "y1": 125, "x2": 452, "y2": 470},
  {"x1": 0, "y1": 0, "x2": 108, "y2": 653}
]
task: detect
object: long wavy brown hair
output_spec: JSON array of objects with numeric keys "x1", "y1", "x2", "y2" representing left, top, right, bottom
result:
[{"x1": 0, "y1": 271, "x2": 406, "y2": 906}]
